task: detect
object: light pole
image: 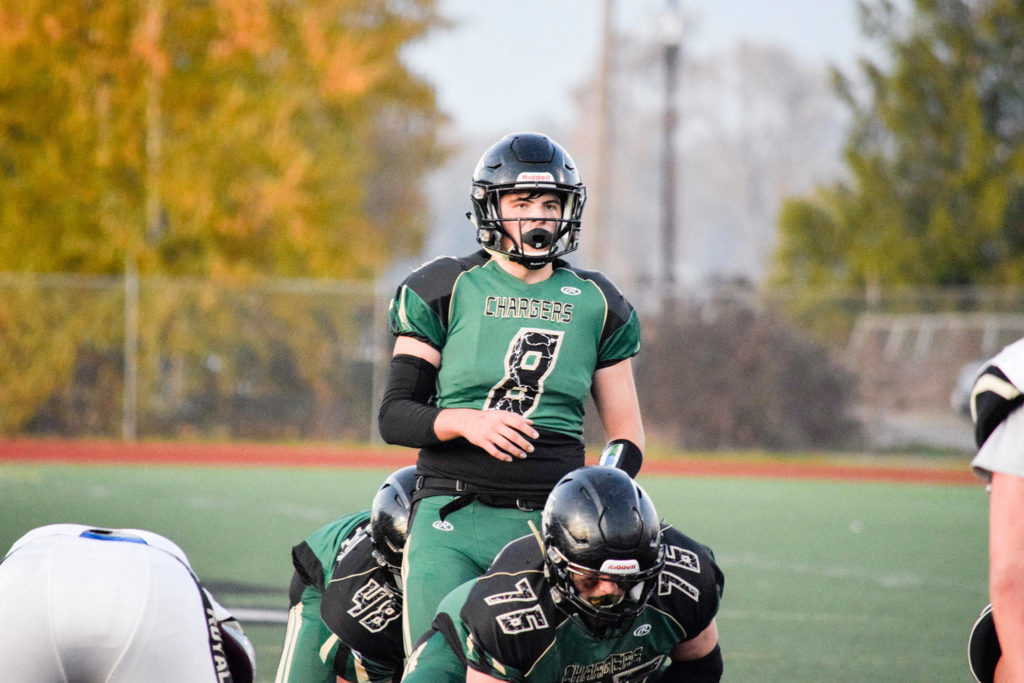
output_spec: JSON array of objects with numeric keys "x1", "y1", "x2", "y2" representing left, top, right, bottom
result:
[
  {"x1": 660, "y1": 0, "x2": 682, "y2": 300},
  {"x1": 588, "y1": 0, "x2": 615, "y2": 271}
]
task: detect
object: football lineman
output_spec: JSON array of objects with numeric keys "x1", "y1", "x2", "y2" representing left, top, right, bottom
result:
[
  {"x1": 968, "y1": 337, "x2": 1024, "y2": 683},
  {"x1": 378, "y1": 132, "x2": 647, "y2": 654},
  {"x1": 403, "y1": 467, "x2": 724, "y2": 682},
  {"x1": 0, "y1": 524, "x2": 255, "y2": 682},
  {"x1": 276, "y1": 466, "x2": 415, "y2": 683}
]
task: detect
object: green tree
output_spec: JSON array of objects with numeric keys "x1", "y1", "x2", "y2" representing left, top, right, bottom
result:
[
  {"x1": 0, "y1": 0, "x2": 446, "y2": 278},
  {"x1": 773, "y1": 0, "x2": 1024, "y2": 293}
]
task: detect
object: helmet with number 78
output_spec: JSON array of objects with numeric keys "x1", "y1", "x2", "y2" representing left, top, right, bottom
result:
[
  {"x1": 469, "y1": 132, "x2": 587, "y2": 270},
  {"x1": 542, "y1": 466, "x2": 665, "y2": 639}
]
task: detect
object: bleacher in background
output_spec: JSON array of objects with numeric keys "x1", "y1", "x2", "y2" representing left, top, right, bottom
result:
[{"x1": 845, "y1": 313, "x2": 1024, "y2": 450}]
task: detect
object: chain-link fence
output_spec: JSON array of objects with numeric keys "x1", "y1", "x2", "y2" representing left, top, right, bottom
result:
[
  {"x1": 3, "y1": 272, "x2": 1023, "y2": 451},
  {"x1": 0, "y1": 272, "x2": 389, "y2": 443}
]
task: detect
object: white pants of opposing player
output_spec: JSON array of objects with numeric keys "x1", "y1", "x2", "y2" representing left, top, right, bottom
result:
[{"x1": 0, "y1": 526, "x2": 231, "y2": 682}]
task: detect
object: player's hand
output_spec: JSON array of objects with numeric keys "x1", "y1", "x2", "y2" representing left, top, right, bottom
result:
[{"x1": 435, "y1": 408, "x2": 538, "y2": 462}]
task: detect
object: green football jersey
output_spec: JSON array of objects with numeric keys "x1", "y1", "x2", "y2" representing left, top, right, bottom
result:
[
  {"x1": 293, "y1": 511, "x2": 371, "y2": 592},
  {"x1": 389, "y1": 251, "x2": 640, "y2": 441}
]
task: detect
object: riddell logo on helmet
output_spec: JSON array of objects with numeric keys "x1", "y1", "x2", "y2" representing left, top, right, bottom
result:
[
  {"x1": 599, "y1": 559, "x2": 640, "y2": 574},
  {"x1": 517, "y1": 172, "x2": 555, "y2": 183}
]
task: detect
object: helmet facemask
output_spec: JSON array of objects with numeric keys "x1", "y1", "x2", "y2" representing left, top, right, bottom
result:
[
  {"x1": 471, "y1": 182, "x2": 585, "y2": 270},
  {"x1": 545, "y1": 544, "x2": 665, "y2": 639},
  {"x1": 371, "y1": 540, "x2": 404, "y2": 599}
]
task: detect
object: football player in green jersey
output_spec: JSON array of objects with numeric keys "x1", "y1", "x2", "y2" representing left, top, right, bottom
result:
[
  {"x1": 378, "y1": 132, "x2": 648, "y2": 652},
  {"x1": 275, "y1": 467, "x2": 415, "y2": 683},
  {"x1": 401, "y1": 467, "x2": 724, "y2": 682}
]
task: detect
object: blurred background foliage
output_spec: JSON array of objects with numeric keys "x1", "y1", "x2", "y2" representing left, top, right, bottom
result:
[
  {"x1": 0, "y1": 0, "x2": 446, "y2": 278},
  {"x1": 2, "y1": 0, "x2": 1024, "y2": 451},
  {"x1": 772, "y1": 0, "x2": 1024, "y2": 295},
  {"x1": 0, "y1": 0, "x2": 447, "y2": 440}
]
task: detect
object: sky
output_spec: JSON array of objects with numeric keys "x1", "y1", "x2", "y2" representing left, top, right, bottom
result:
[{"x1": 402, "y1": 0, "x2": 875, "y2": 137}]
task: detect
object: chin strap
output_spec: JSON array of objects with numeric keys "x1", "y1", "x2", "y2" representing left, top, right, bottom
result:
[
  {"x1": 517, "y1": 255, "x2": 553, "y2": 270},
  {"x1": 481, "y1": 244, "x2": 550, "y2": 270}
]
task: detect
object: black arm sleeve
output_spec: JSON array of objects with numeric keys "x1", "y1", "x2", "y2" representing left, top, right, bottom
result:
[
  {"x1": 598, "y1": 438, "x2": 643, "y2": 478},
  {"x1": 377, "y1": 354, "x2": 444, "y2": 448},
  {"x1": 659, "y1": 645, "x2": 723, "y2": 682}
]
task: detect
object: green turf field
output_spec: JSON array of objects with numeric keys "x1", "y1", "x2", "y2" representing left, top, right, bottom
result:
[{"x1": 0, "y1": 462, "x2": 988, "y2": 682}]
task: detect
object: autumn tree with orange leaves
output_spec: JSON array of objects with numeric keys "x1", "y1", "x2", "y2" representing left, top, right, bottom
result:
[
  {"x1": 0, "y1": 0, "x2": 446, "y2": 278},
  {"x1": 0, "y1": 0, "x2": 446, "y2": 436}
]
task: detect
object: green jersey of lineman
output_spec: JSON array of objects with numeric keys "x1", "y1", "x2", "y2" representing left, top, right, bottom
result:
[
  {"x1": 277, "y1": 511, "x2": 402, "y2": 683},
  {"x1": 389, "y1": 250, "x2": 640, "y2": 495}
]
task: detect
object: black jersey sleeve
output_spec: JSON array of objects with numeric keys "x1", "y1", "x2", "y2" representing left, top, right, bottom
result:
[
  {"x1": 388, "y1": 252, "x2": 489, "y2": 348},
  {"x1": 320, "y1": 529, "x2": 405, "y2": 673},
  {"x1": 291, "y1": 512, "x2": 371, "y2": 593},
  {"x1": 972, "y1": 364, "x2": 1024, "y2": 448},
  {"x1": 655, "y1": 526, "x2": 724, "y2": 640},
  {"x1": 290, "y1": 540, "x2": 325, "y2": 592},
  {"x1": 460, "y1": 536, "x2": 556, "y2": 677},
  {"x1": 566, "y1": 265, "x2": 641, "y2": 367}
]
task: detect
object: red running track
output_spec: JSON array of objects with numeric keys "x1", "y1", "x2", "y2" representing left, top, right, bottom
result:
[{"x1": 0, "y1": 439, "x2": 979, "y2": 485}]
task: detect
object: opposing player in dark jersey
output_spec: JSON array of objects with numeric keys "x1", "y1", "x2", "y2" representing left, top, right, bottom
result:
[
  {"x1": 402, "y1": 466, "x2": 724, "y2": 682},
  {"x1": 378, "y1": 132, "x2": 647, "y2": 652},
  {"x1": 275, "y1": 466, "x2": 416, "y2": 683}
]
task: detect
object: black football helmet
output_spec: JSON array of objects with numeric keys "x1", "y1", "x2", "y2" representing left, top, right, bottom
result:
[
  {"x1": 370, "y1": 465, "x2": 416, "y2": 597},
  {"x1": 542, "y1": 466, "x2": 664, "y2": 639},
  {"x1": 469, "y1": 132, "x2": 587, "y2": 270}
]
